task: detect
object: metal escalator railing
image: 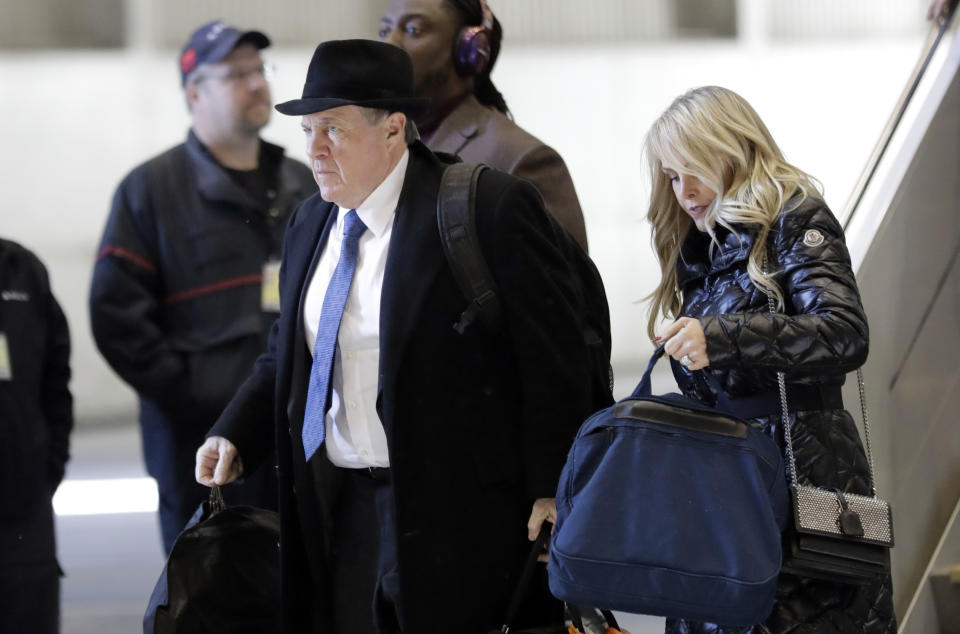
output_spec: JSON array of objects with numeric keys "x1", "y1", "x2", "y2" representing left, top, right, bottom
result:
[{"x1": 841, "y1": 7, "x2": 957, "y2": 228}]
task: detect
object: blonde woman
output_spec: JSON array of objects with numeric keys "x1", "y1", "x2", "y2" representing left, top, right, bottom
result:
[{"x1": 644, "y1": 86, "x2": 895, "y2": 633}]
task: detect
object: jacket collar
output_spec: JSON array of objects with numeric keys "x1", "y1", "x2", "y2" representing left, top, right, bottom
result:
[
  {"x1": 422, "y1": 94, "x2": 488, "y2": 155},
  {"x1": 675, "y1": 195, "x2": 818, "y2": 288},
  {"x1": 185, "y1": 129, "x2": 284, "y2": 209},
  {"x1": 676, "y1": 223, "x2": 755, "y2": 288}
]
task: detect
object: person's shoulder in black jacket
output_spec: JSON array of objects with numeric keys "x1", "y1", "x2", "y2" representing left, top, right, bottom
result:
[{"x1": 0, "y1": 237, "x2": 73, "y2": 498}]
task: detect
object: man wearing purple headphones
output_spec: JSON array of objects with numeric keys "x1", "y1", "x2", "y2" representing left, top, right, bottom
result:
[{"x1": 378, "y1": 0, "x2": 589, "y2": 252}]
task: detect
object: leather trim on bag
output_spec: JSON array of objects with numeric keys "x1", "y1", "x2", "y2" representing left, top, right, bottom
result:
[{"x1": 613, "y1": 400, "x2": 748, "y2": 438}]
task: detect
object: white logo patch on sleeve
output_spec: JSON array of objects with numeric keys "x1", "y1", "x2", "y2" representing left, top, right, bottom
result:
[{"x1": 802, "y1": 229, "x2": 825, "y2": 248}]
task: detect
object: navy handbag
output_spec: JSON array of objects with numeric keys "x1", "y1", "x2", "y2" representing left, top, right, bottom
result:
[{"x1": 548, "y1": 347, "x2": 789, "y2": 627}]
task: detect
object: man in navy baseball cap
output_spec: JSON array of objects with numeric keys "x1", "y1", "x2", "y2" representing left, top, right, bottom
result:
[{"x1": 91, "y1": 19, "x2": 315, "y2": 555}]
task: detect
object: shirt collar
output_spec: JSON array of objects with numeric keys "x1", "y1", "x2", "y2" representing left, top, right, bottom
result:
[{"x1": 336, "y1": 149, "x2": 409, "y2": 239}]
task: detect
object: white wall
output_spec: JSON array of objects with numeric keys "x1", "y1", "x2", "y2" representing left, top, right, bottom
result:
[{"x1": 0, "y1": 33, "x2": 927, "y2": 424}]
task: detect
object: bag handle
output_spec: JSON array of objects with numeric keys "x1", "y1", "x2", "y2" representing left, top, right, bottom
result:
[
  {"x1": 629, "y1": 344, "x2": 667, "y2": 399},
  {"x1": 565, "y1": 604, "x2": 622, "y2": 633},
  {"x1": 763, "y1": 270, "x2": 877, "y2": 496},
  {"x1": 496, "y1": 522, "x2": 552, "y2": 632},
  {"x1": 496, "y1": 525, "x2": 623, "y2": 633},
  {"x1": 209, "y1": 485, "x2": 226, "y2": 515}
]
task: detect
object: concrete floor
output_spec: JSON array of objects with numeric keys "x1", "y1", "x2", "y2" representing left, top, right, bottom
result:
[{"x1": 57, "y1": 425, "x2": 165, "y2": 634}]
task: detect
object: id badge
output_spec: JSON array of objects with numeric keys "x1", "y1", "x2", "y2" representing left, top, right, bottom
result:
[
  {"x1": 0, "y1": 333, "x2": 11, "y2": 381},
  {"x1": 261, "y1": 260, "x2": 282, "y2": 313}
]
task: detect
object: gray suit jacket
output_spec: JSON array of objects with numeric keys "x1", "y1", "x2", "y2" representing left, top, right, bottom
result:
[{"x1": 425, "y1": 94, "x2": 588, "y2": 251}]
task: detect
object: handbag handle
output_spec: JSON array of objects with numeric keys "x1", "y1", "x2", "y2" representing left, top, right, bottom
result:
[
  {"x1": 209, "y1": 485, "x2": 226, "y2": 514},
  {"x1": 497, "y1": 525, "x2": 623, "y2": 633},
  {"x1": 630, "y1": 344, "x2": 668, "y2": 399},
  {"x1": 764, "y1": 280, "x2": 878, "y2": 497},
  {"x1": 496, "y1": 522, "x2": 552, "y2": 632}
]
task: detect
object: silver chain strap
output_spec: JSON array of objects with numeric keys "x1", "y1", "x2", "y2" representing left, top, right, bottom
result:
[
  {"x1": 856, "y1": 366, "x2": 877, "y2": 495},
  {"x1": 767, "y1": 290, "x2": 800, "y2": 489},
  {"x1": 764, "y1": 264, "x2": 877, "y2": 497}
]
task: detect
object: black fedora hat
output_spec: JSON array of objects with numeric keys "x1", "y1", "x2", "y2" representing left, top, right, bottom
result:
[{"x1": 275, "y1": 39, "x2": 429, "y2": 116}]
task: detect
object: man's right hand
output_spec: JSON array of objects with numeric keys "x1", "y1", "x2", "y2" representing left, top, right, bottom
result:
[{"x1": 195, "y1": 436, "x2": 244, "y2": 487}]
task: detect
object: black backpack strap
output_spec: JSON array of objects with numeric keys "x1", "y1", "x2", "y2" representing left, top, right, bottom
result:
[{"x1": 437, "y1": 162, "x2": 504, "y2": 334}]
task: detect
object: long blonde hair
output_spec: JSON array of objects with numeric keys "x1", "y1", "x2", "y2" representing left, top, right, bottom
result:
[{"x1": 643, "y1": 86, "x2": 821, "y2": 339}]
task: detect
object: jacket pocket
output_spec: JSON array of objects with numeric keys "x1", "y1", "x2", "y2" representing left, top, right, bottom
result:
[
  {"x1": 181, "y1": 337, "x2": 263, "y2": 419},
  {"x1": 188, "y1": 229, "x2": 246, "y2": 270}
]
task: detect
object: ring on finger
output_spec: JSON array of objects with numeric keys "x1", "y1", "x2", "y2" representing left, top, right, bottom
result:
[{"x1": 681, "y1": 354, "x2": 693, "y2": 367}]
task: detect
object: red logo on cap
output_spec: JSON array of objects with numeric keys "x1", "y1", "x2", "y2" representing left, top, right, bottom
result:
[{"x1": 180, "y1": 48, "x2": 197, "y2": 73}]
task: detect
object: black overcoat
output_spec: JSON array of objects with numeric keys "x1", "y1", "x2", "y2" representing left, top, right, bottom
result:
[
  {"x1": 665, "y1": 198, "x2": 896, "y2": 633},
  {"x1": 0, "y1": 238, "x2": 72, "y2": 634},
  {"x1": 0, "y1": 238, "x2": 72, "y2": 549},
  {"x1": 209, "y1": 142, "x2": 595, "y2": 632}
]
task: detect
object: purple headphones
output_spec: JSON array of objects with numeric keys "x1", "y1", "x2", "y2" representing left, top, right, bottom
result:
[{"x1": 453, "y1": 0, "x2": 494, "y2": 76}]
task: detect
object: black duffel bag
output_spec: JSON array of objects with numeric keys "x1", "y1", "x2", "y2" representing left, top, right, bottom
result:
[{"x1": 144, "y1": 486, "x2": 280, "y2": 634}]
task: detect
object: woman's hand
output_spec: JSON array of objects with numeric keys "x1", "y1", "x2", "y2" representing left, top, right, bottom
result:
[{"x1": 657, "y1": 317, "x2": 710, "y2": 371}]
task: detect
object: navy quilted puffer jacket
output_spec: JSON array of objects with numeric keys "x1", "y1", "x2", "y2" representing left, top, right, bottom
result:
[{"x1": 665, "y1": 197, "x2": 897, "y2": 634}]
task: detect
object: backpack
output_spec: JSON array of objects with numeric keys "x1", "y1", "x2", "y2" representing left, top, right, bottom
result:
[{"x1": 436, "y1": 161, "x2": 614, "y2": 411}]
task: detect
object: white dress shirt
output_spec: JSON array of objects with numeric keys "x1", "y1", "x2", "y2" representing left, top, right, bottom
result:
[{"x1": 302, "y1": 150, "x2": 409, "y2": 468}]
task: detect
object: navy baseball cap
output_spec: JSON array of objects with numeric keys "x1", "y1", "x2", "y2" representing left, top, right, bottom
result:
[{"x1": 179, "y1": 20, "x2": 270, "y2": 85}]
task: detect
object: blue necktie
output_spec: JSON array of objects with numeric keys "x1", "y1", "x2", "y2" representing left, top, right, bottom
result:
[{"x1": 302, "y1": 209, "x2": 367, "y2": 461}]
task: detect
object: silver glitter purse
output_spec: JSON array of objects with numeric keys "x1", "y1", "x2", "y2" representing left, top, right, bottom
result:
[{"x1": 767, "y1": 293, "x2": 894, "y2": 584}]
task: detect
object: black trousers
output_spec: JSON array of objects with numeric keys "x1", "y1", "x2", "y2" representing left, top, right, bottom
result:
[
  {"x1": 329, "y1": 467, "x2": 401, "y2": 634},
  {"x1": 0, "y1": 504, "x2": 60, "y2": 634},
  {"x1": 0, "y1": 562, "x2": 59, "y2": 634}
]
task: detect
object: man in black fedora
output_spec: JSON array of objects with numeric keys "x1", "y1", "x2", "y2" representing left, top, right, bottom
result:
[{"x1": 195, "y1": 39, "x2": 597, "y2": 633}]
